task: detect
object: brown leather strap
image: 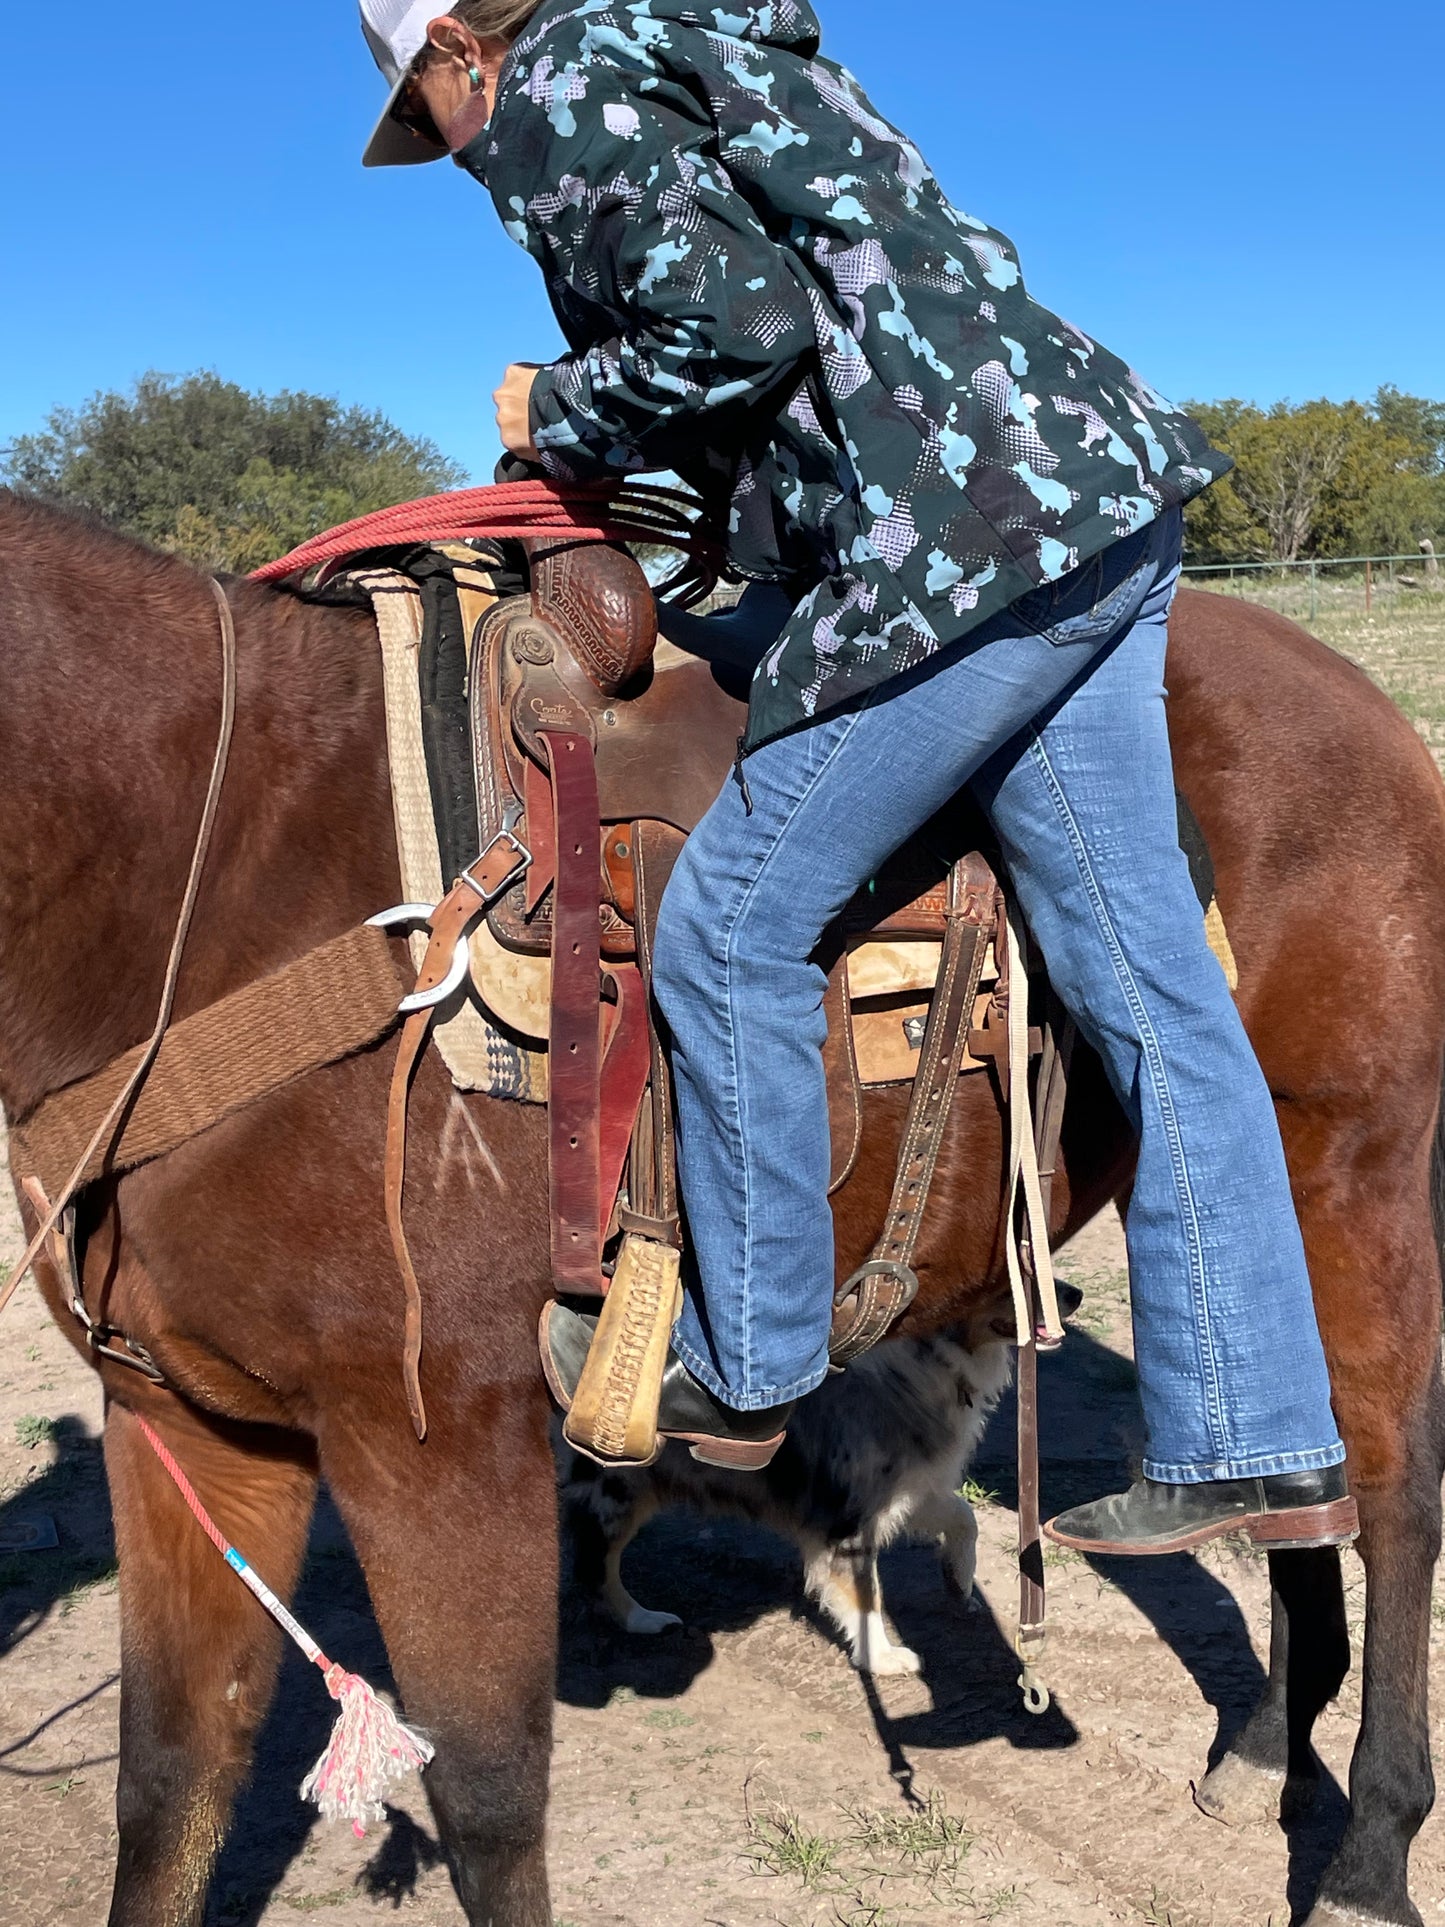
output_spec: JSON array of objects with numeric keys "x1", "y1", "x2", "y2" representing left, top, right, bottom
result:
[
  {"x1": 384, "y1": 835, "x2": 534, "y2": 1439},
  {"x1": 595, "y1": 963, "x2": 652, "y2": 1256},
  {"x1": 522, "y1": 754, "x2": 557, "y2": 914},
  {"x1": 1015, "y1": 1002, "x2": 1074, "y2": 1715},
  {"x1": 542, "y1": 729, "x2": 606, "y2": 1292},
  {"x1": 3, "y1": 577, "x2": 238, "y2": 1324},
  {"x1": 822, "y1": 955, "x2": 863, "y2": 1195},
  {"x1": 627, "y1": 821, "x2": 685, "y2": 1241},
  {"x1": 830, "y1": 852, "x2": 997, "y2": 1365}
]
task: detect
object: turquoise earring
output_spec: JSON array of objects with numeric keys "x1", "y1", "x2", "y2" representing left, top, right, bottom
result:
[{"x1": 468, "y1": 65, "x2": 483, "y2": 89}]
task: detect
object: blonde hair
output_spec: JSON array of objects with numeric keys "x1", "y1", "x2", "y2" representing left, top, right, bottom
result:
[{"x1": 441, "y1": 0, "x2": 543, "y2": 39}]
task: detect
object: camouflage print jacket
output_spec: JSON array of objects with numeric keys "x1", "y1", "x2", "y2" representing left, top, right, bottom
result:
[{"x1": 458, "y1": 0, "x2": 1230, "y2": 749}]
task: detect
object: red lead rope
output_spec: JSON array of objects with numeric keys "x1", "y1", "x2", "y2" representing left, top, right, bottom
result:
[{"x1": 247, "y1": 477, "x2": 721, "y2": 594}]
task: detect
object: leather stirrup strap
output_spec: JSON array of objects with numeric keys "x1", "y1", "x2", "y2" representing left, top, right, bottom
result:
[
  {"x1": 626, "y1": 822, "x2": 685, "y2": 1241},
  {"x1": 384, "y1": 835, "x2": 532, "y2": 1440},
  {"x1": 595, "y1": 963, "x2": 652, "y2": 1252},
  {"x1": 829, "y1": 852, "x2": 998, "y2": 1366},
  {"x1": 1014, "y1": 1002, "x2": 1074, "y2": 1716},
  {"x1": 541, "y1": 729, "x2": 606, "y2": 1292}
]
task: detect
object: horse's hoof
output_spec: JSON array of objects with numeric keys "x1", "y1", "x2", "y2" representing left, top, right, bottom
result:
[{"x1": 1192, "y1": 1753, "x2": 1285, "y2": 1828}]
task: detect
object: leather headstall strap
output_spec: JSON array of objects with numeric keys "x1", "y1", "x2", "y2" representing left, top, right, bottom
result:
[
  {"x1": 383, "y1": 832, "x2": 533, "y2": 1441},
  {"x1": 829, "y1": 850, "x2": 998, "y2": 1367},
  {"x1": 1013, "y1": 992, "x2": 1075, "y2": 1719},
  {"x1": 2, "y1": 577, "x2": 238, "y2": 1328}
]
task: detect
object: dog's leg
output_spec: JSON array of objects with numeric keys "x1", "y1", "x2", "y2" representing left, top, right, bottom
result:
[
  {"x1": 603, "y1": 1527, "x2": 684, "y2": 1637},
  {"x1": 806, "y1": 1541, "x2": 922, "y2": 1676},
  {"x1": 572, "y1": 1477, "x2": 683, "y2": 1635},
  {"x1": 566, "y1": 1470, "x2": 682, "y2": 1635},
  {"x1": 907, "y1": 1489, "x2": 982, "y2": 1608}
]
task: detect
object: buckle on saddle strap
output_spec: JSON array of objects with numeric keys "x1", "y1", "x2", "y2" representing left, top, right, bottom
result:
[{"x1": 367, "y1": 829, "x2": 532, "y2": 1016}]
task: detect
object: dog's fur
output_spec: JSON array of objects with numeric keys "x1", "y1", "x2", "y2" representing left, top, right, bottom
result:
[{"x1": 562, "y1": 1288, "x2": 1079, "y2": 1675}]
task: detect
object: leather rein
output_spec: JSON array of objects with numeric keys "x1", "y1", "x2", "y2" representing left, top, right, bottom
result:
[{"x1": 2, "y1": 577, "x2": 239, "y2": 1325}]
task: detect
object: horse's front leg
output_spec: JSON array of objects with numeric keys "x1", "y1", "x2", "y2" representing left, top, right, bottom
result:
[
  {"x1": 104, "y1": 1397, "x2": 317, "y2": 1927},
  {"x1": 322, "y1": 1369, "x2": 558, "y2": 1927}
]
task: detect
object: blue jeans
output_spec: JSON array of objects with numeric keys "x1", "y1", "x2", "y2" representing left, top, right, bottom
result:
[{"x1": 651, "y1": 510, "x2": 1345, "y2": 1483}]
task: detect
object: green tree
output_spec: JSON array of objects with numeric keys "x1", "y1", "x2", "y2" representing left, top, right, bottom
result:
[
  {"x1": 2, "y1": 371, "x2": 467, "y2": 572},
  {"x1": 1183, "y1": 391, "x2": 1445, "y2": 564},
  {"x1": 1372, "y1": 384, "x2": 1445, "y2": 472}
]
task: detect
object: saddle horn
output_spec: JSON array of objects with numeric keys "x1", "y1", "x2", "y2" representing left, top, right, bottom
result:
[{"x1": 520, "y1": 537, "x2": 658, "y2": 697}]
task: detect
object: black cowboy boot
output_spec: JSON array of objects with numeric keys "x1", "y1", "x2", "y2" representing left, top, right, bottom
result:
[
  {"x1": 541, "y1": 1304, "x2": 794, "y2": 1470},
  {"x1": 1044, "y1": 1465, "x2": 1357, "y2": 1555}
]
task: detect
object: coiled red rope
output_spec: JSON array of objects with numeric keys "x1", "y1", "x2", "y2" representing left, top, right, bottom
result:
[{"x1": 248, "y1": 477, "x2": 721, "y2": 598}]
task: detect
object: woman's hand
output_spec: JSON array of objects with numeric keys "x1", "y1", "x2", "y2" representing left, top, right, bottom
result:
[{"x1": 494, "y1": 363, "x2": 542, "y2": 462}]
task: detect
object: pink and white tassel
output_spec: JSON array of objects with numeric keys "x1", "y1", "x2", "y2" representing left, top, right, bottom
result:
[{"x1": 136, "y1": 1416, "x2": 434, "y2": 1836}]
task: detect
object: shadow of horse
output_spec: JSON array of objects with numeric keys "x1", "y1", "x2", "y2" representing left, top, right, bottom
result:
[{"x1": 0, "y1": 1414, "x2": 114, "y2": 1662}]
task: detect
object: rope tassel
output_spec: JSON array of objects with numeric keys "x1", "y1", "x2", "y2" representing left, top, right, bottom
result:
[
  {"x1": 135, "y1": 1416, "x2": 434, "y2": 1836},
  {"x1": 301, "y1": 1665, "x2": 434, "y2": 1834}
]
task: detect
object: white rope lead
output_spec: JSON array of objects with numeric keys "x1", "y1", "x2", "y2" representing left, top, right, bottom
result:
[{"x1": 1004, "y1": 903, "x2": 1064, "y2": 1347}]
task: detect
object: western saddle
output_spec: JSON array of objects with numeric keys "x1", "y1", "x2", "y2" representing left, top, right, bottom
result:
[{"x1": 379, "y1": 535, "x2": 1065, "y2": 1472}]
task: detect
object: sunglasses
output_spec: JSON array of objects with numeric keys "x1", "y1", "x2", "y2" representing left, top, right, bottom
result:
[{"x1": 394, "y1": 70, "x2": 443, "y2": 147}]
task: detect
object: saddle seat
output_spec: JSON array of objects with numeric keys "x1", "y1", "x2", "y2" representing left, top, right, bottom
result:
[{"x1": 470, "y1": 538, "x2": 972, "y2": 983}]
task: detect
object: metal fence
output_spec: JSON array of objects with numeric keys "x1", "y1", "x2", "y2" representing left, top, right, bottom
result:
[{"x1": 1182, "y1": 547, "x2": 1444, "y2": 621}]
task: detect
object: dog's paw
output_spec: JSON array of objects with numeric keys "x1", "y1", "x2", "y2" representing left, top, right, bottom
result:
[
  {"x1": 857, "y1": 1643, "x2": 923, "y2": 1677},
  {"x1": 623, "y1": 1605, "x2": 684, "y2": 1637}
]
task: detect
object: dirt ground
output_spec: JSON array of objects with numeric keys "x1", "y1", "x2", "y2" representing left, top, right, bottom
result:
[{"x1": 2, "y1": 1148, "x2": 1443, "y2": 1927}]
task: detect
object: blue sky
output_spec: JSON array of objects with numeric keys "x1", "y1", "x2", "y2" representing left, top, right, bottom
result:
[{"x1": 2, "y1": 0, "x2": 1441, "y2": 482}]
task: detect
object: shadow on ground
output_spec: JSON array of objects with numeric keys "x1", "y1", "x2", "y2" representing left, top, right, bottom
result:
[
  {"x1": 3, "y1": 1307, "x2": 1321, "y2": 1919},
  {"x1": 0, "y1": 1415, "x2": 114, "y2": 1665}
]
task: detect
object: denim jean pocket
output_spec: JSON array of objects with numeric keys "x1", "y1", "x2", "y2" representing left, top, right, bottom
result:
[{"x1": 1014, "y1": 538, "x2": 1156, "y2": 648}]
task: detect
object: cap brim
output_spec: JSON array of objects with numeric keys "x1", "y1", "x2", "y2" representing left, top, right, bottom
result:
[{"x1": 363, "y1": 71, "x2": 449, "y2": 168}]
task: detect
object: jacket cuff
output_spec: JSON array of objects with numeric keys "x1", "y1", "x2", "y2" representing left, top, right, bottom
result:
[{"x1": 527, "y1": 358, "x2": 635, "y2": 483}]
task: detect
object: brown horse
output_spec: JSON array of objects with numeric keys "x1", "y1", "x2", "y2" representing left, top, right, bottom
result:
[{"x1": 1, "y1": 487, "x2": 1441, "y2": 1927}]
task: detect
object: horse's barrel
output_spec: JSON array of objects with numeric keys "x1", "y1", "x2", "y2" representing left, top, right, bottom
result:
[{"x1": 521, "y1": 537, "x2": 659, "y2": 696}]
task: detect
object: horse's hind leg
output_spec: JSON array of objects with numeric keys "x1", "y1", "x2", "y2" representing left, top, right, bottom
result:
[
  {"x1": 104, "y1": 1399, "x2": 317, "y2": 1927},
  {"x1": 323, "y1": 1380, "x2": 558, "y2": 1927},
  {"x1": 1307, "y1": 1409, "x2": 1445, "y2": 1927},
  {"x1": 1291, "y1": 1162, "x2": 1445, "y2": 1927},
  {"x1": 1194, "y1": 1547, "x2": 1350, "y2": 1826}
]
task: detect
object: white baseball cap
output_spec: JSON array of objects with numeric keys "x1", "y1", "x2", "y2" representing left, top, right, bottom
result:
[{"x1": 360, "y1": 0, "x2": 451, "y2": 168}]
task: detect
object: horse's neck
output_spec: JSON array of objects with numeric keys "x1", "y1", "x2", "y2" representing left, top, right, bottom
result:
[{"x1": 0, "y1": 553, "x2": 396, "y2": 1125}]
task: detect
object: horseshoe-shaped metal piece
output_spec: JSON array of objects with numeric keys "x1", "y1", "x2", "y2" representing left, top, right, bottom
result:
[
  {"x1": 365, "y1": 902, "x2": 473, "y2": 1015},
  {"x1": 398, "y1": 937, "x2": 472, "y2": 1015},
  {"x1": 365, "y1": 902, "x2": 438, "y2": 931}
]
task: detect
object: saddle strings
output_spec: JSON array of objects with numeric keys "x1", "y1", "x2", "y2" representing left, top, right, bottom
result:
[{"x1": 1004, "y1": 903, "x2": 1065, "y2": 1347}]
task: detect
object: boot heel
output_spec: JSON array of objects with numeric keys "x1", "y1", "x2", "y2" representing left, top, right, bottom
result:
[
  {"x1": 684, "y1": 1432, "x2": 786, "y2": 1471},
  {"x1": 1246, "y1": 1496, "x2": 1359, "y2": 1549}
]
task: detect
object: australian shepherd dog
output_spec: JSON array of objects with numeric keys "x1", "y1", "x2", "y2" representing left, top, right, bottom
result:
[{"x1": 562, "y1": 1284, "x2": 1080, "y2": 1675}]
